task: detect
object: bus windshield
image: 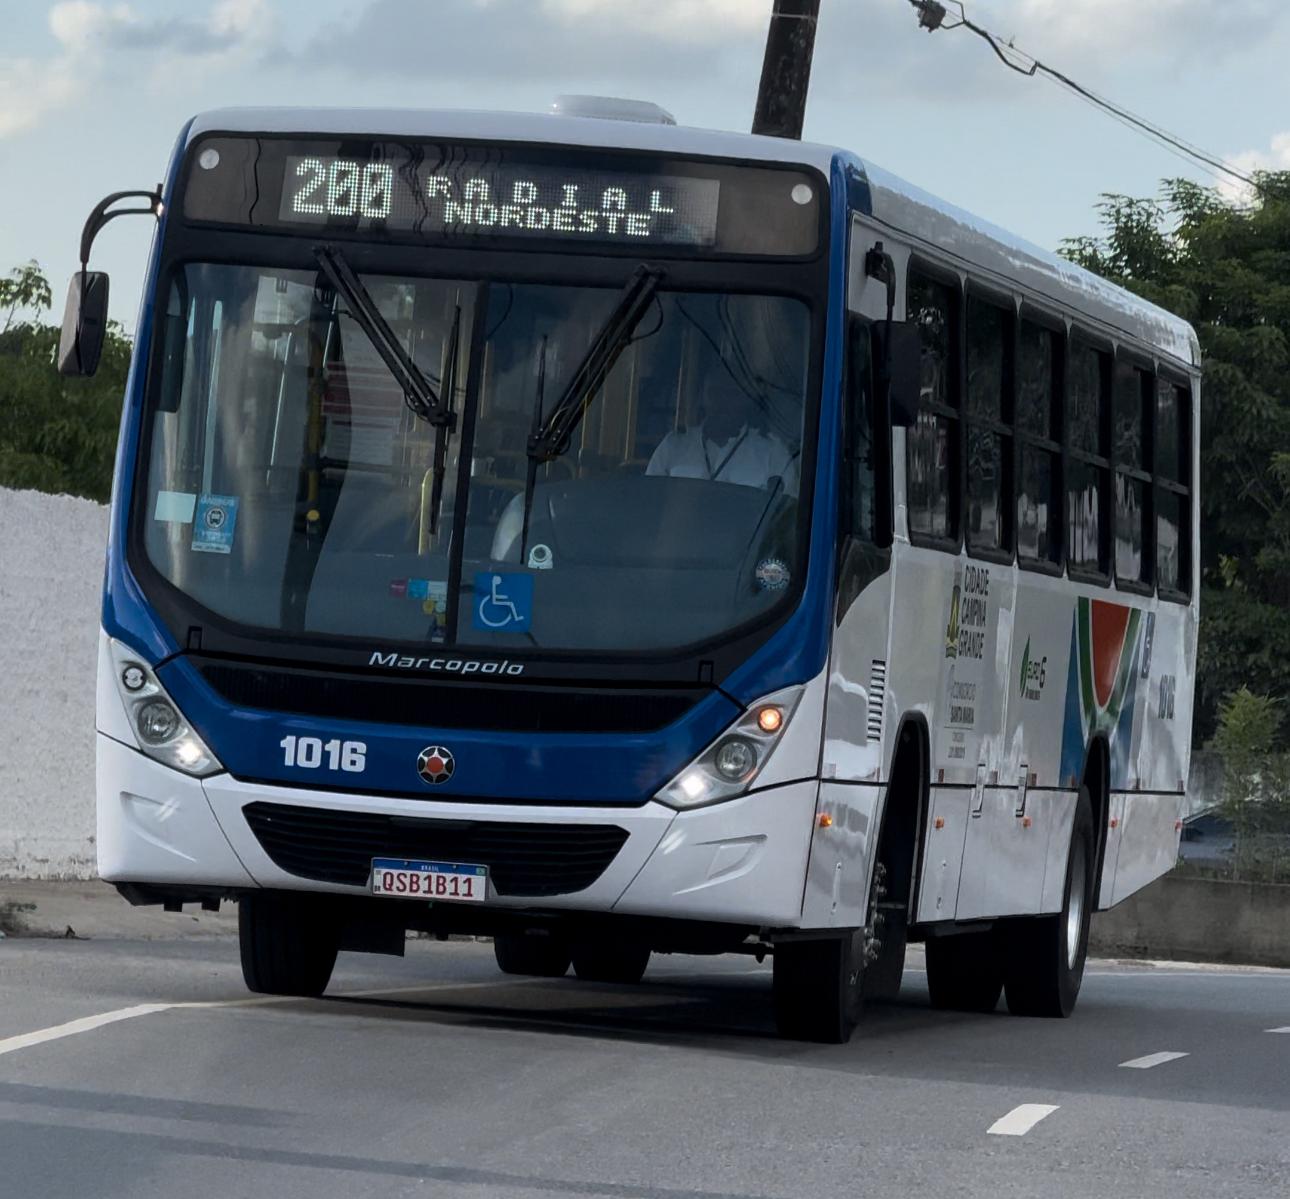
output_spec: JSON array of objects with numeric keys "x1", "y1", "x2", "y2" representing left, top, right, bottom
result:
[{"x1": 140, "y1": 262, "x2": 812, "y2": 654}]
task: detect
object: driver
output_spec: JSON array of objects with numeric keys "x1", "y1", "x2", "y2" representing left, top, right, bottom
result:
[{"x1": 646, "y1": 373, "x2": 799, "y2": 496}]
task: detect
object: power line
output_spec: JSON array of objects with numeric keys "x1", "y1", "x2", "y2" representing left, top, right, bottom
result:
[{"x1": 907, "y1": 0, "x2": 1262, "y2": 194}]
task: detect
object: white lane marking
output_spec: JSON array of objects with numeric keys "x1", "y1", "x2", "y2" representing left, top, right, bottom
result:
[
  {"x1": 0, "y1": 1004, "x2": 172, "y2": 1059},
  {"x1": 1119, "y1": 1051, "x2": 1190, "y2": 1069},
  {"x1": 987, "y1": 1104, "x2": 1060, "y2": 1136},
  {"x1": 1266, "y1": 1026, "x2": 1290, "y2": 1033},
  {"x1": 0, "y1": 977, "x2": 534, "y2": 1058}
]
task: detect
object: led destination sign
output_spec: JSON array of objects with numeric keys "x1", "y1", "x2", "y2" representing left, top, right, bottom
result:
[
  {"x1": 181, "y1": 136, "x2": 824, "y2": 257},
  {"x1": 278, "y1": 155, "x2": 722, "y2": 247}
]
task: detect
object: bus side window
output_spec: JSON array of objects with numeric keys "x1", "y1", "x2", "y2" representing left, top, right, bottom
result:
[
  {"x1": 1017, "y1": 318, "x2": 1062, "y2": 567},
  {"x1": 1067, "y1": 338, "x2": 1111, "y2": 577},
  {"x1": 1155, "y1": 377, "x2": 1192, "y2": 599},
  {"x1": 965, "y1": 293, "x2": 1013, "y2": 557},
  {"x1": 845, "y1": 316, "x2": 879, "y2": 543},
  {"x1": 905, "y1": 272, "x2": 960, "y2": 545},
  {"x1": 1114, "y1": 358, "x2": 1154, "y2": 590}
]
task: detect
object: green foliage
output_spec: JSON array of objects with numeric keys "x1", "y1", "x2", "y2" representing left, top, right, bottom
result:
[
  {"x1": 0, "y1": 262, "x2": 130, "y2": 503},
  {"x1": 1211, "y1": 689, "x2": 1290, "y2": 883},
  {"x1": 1064, "y1": 171, "x2": 1290, "y2": 745}
]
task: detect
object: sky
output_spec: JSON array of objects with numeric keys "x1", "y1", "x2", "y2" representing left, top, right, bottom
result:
[{"x1": 1, "y1": 0, "x2": 1287, "y2": 329}]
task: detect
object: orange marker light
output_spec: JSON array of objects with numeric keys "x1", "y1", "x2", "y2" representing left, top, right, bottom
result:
[
  {"x1": 817, "y1": 812, "x2": 833, "y2": 829},
  {"x1": 757, "y1": 706, "x2": 783, "y2": 734},
  {"x1": 1022, "y1": 816, "x2": 1033, "y2": 829},
  {"x1": 1110, "y1": 817, "x2": 1119, "y2": 830},
  {"x1": 934, "y1": 816, "x2": 945, "y2": 830}
]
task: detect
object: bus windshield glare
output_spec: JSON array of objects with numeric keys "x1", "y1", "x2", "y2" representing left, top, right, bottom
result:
[{"x1": 141, "y1": 261, "x2": 811, "y2": 652}]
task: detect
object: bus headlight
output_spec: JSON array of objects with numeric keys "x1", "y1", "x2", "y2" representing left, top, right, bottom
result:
[
  {"x1": 658, "y1": 686, "x2": 803, "y2": 810},
  {"x1": 108, "y1": 639, "x2": 222, "y2": 778}
]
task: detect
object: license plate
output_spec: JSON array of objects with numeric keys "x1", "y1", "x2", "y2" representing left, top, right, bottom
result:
[{"x1": 371, "y1": 858, "x2": 488, "y2": 903}]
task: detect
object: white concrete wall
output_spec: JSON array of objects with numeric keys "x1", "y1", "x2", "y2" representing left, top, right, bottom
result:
[{"x1": 0, "y1": 487, "x2": 108, "y2": 878}]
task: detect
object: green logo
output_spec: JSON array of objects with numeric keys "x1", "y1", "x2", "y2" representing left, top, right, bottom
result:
[{"x1": 1019, "y1": 637, "x2": 1047, "y2": 701}]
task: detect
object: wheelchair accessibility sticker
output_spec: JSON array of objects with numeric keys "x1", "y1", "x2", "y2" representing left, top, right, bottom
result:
[
  {"x1": 472, "y1": 572, "x2": 533, "y2": 633},
  {"x1": 191, "y1": 494, "x2": 239, "y2": 554}
]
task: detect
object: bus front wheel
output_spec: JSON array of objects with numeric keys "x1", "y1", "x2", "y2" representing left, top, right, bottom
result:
[
  {"x1": 238, "y1": 892, "x2": 339, "y2": 997},
  {"x1": 493, "y1": 931, "x2": 571, "y2": 978},
  {"x1": 773, "y1": 931, "x2": 864, "y2": 1043},
  {"x1": 570, "y1": 941, "x2": 651, "y2": 985}
]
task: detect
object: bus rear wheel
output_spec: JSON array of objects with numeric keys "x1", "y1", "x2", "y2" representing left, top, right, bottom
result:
[
  {"x1": 924, "y1": 929, "x2": 1004, "y2": 1013},
  {"x1": 773, "y1": 931, "x2": 864, "y2": 1043},
  {"x1": 239, "y1": 892, "x2": 338, "y2": 997},
  {"x1": 493, "y1": 931, "x2": 571, "y2": 978},
  {"x1": 1000, "y1": 789, "x2": 1095, "y2": 1018},
  {"x1": 570, "y1": 941, "x2": 651, "y2": 985}
]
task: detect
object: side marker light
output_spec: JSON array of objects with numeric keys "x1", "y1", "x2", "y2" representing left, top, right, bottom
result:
[{"x1": 817, "y1": 812, "x2": 833, "y2": 829}]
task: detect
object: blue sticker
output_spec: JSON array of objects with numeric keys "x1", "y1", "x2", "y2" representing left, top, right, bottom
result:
[
  {"x1": 192, "y1": 494, "x2": 239, "y2": 554},
  {"x1": 407, "y1": 578, "x2": 430, "y2": 600},
  {"x1": 472, "y1": 572, "x2": 534, "y2": 632}
]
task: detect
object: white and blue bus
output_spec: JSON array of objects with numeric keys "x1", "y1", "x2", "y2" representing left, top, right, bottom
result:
[{"x1": 64, "y1": 100, "x2": 1199, "y2": 1042}]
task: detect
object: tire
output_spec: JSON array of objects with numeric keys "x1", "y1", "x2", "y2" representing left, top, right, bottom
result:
[
  {"x1": 493, "y1": 931, "x2": 571, "y2": 978},
  {"x1": 773, "y1": 931, "x2": 865, "y2": 1043},
  {"x1": 925, "y1": 928, "x2": 1004, "y2": 1013},
  {"x1": 570, "y1": 941, "x2": 651, "y2": 985},
  {"x1": 239, "y1": 892, "x2": 339, "y2": 997},
  {"x1": 1001, "y1": 789, "x2": 1096, "y2": 1018}
]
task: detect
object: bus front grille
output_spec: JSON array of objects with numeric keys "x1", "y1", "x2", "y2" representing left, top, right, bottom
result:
[{"x1": 242, "y1": 801, "x2": 629, "y2": 897}]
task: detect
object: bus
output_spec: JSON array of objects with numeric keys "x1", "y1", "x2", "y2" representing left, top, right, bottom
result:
[{"x1": 63, "y1": 99, "x2": 1199, "y2": 1043}]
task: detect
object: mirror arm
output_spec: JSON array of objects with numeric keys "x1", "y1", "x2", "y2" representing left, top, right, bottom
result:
[{"x1": 78, "y1": 188, "x2": 164, "y2": 270}]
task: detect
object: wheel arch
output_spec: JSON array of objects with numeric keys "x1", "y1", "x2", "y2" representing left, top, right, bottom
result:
[{"x1": 879, "y1": 712, "x2": 930, "y2": 917}]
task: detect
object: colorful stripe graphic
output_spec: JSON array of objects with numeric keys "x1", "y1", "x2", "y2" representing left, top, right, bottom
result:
[{"x1": 1059, "y1": 598, "x2": 1143, "y2": 788}]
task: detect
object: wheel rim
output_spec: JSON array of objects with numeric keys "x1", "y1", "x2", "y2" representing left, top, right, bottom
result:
[{"x1": 1066, "y1": 836, "x2": 1088, "y2": 970}]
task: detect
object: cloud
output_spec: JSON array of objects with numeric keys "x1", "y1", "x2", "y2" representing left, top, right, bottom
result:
[
  {"x1": 1220, "y1": 131, "x2": 1290, "y2": 201},
  {"x1": 0, "y1": 0, "x2": 274, "y2": 139}
]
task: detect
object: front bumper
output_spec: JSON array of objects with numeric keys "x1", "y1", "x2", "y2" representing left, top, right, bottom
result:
[{"x1": 97, "y1": 733, "x2": 819, "y2": 928}]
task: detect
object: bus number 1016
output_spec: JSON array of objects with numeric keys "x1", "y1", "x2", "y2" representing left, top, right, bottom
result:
[{"x1": 280, "y1": 735, "x2": 367, "y2": 772}]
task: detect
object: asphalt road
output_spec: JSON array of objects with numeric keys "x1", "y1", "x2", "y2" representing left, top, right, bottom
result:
[{"x1": 1, "y1": 935, "x2": 1287, "y2": 1199}]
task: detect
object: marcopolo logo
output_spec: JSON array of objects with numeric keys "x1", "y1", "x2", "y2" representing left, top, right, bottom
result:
[
  {"x1": 417, "y1": 745, "x2": 455, "y2": 785},
  {"x1": 1019, "y1": 638, "x2": 1047, "y2": 702},
  {"x1": 369, "y1": 651, "x2": 524, "y2": 676}
]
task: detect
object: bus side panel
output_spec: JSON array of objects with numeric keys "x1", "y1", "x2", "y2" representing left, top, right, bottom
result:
[{"x1": 915, "y1": 785, "x2": 970, "y2": 923}]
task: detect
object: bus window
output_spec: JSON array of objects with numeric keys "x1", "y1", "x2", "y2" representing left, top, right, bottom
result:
[
  {"x1": 965, "y1": 295, "x2": 1012, "y2": 556},
  {"x1": 1156, "y1": 377, "x2": 1192, "y2": 597},
  {"x1": 1067, "y1": 339, "x2": 1110, "y2": 576},
  {"x1": 906, "y1": 273, "x2": 959, "y2": 544},
  {"x1": 1114, "y1": 360, "x2": 1153, "y2": 588},
  {"x1": 1017, "y1": 319, "x2": 1062, "y2": 565}
]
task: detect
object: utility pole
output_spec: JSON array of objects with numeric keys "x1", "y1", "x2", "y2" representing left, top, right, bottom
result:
[{"x1": 751, "y1": 0, "x2": 821, "y2": 140}]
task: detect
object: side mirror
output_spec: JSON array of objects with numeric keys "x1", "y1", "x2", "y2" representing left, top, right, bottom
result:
[
  {"x1": 872, "y1": 321, "x2": 921, "y2": 428},
  {"x1": 58, "y1": 271, "x2": 110, "y2": 378}
]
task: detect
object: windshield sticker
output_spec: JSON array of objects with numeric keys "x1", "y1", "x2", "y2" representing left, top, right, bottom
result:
[
  {"x1": 473, "y1": 572, "x2": 534, "y2": 633},
  {"x1": 527, "y1": 544, "x2": 554, "y2": 570},
  {"x1": 755, "y1": 557, "x2": 790, "y2": 591},
  {"x1": 154, "y1": 490, "x2": 196, "y2": 524},
  {"x1": 191, "y1": 494, "x2": 239, "y2": 554}
]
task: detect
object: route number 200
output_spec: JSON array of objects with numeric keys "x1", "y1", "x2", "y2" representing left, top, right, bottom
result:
[{"x1": 280, "y1": 735, "x2": 367, "y2": 773}]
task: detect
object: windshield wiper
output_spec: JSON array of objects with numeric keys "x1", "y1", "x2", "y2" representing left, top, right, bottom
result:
[
  {"x1": 313, "y1": 244, "x2": 454, "y2": 431},
  {"x1": 526, "y1": 264, "x2": 663, "y2": 463}
]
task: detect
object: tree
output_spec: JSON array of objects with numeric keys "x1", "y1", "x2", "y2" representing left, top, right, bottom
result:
[
  {"x1": 1063, "y1": 172, "x2": 1290, "y2": 745},
  {"x1": 0, "y1": 261, "x2": 130, "y2": 503}
]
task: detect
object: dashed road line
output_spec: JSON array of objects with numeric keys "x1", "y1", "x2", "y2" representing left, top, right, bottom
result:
[
  {"x1": 1266, "y1": 1026, "x2": 1290, "y2": 1034},
  {"x1": 1119, "y1": 1051, "x2": 1190, "y2": 1069},
  {"x1": 987, "y1": 1104, "x2": 1060, "y2": 1136}
]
